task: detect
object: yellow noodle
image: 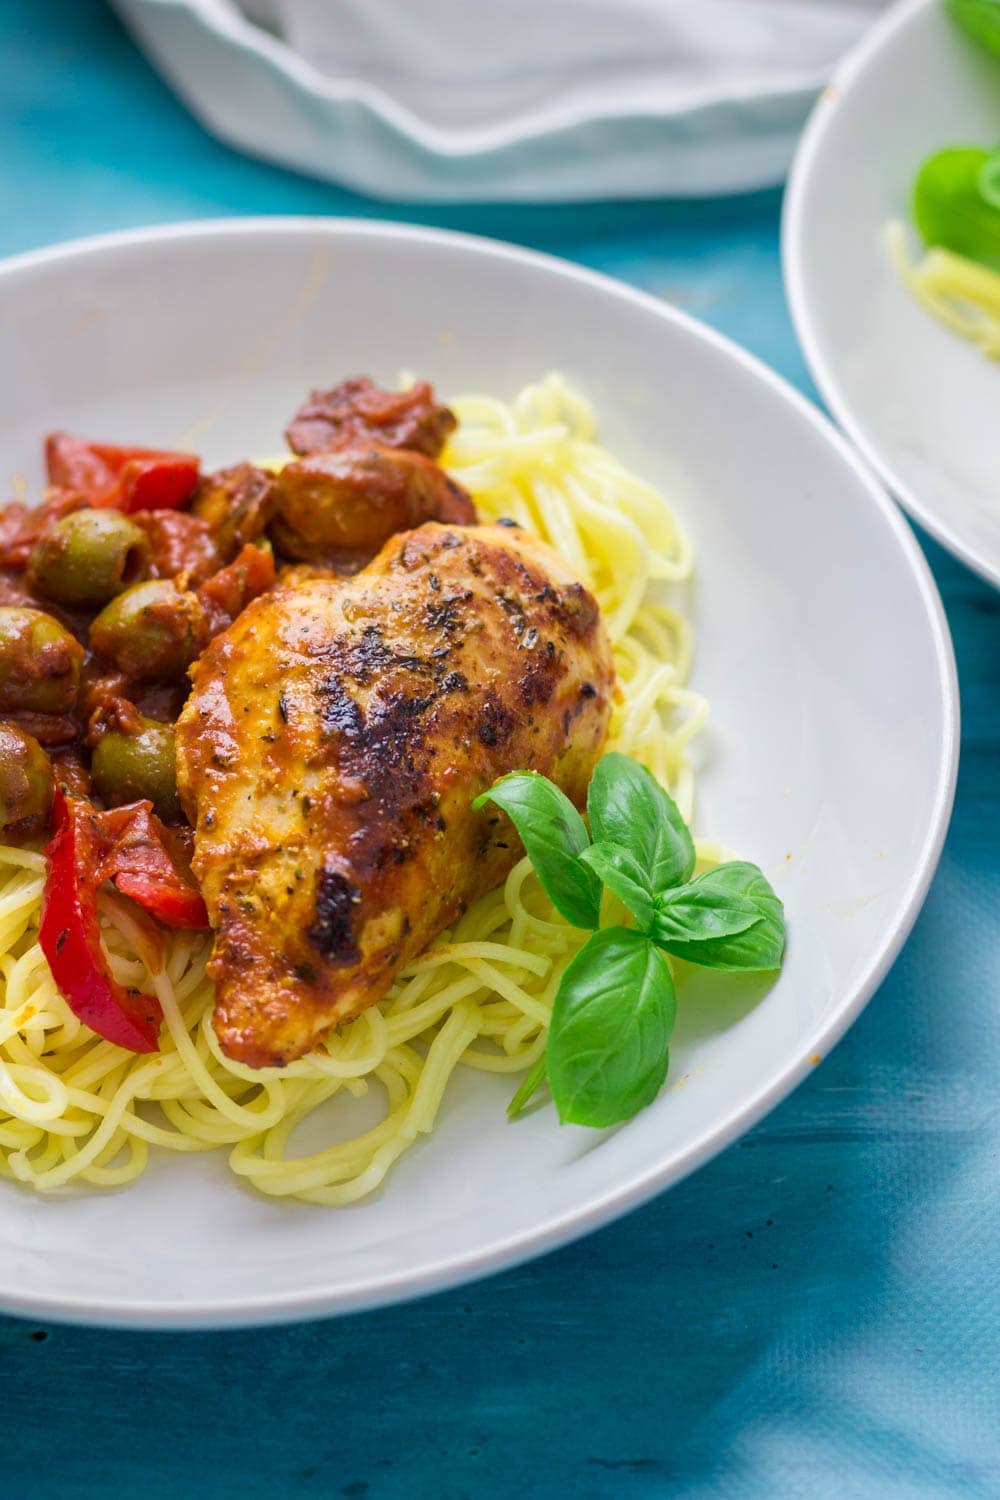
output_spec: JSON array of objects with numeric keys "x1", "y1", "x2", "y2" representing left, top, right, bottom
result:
[
  {"x1": 888, "y1": 220, "x2": 1000, "y2": 359},
  {"x1": 0, "y1": 374, "x2": 707, "y2": 1203}
]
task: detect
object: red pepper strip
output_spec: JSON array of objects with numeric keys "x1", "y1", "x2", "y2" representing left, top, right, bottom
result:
[
  {"x1": 45, "y1": 434, "x2": 119, "y2": 506},
  {"x1": 114, "y1": 870, "x2": 206, "y2": 928},
  {"x1": 45, "y1": 435, "x2": 200, "y2": 513},
  {"x1": 39, "y1": 789, "x2": 163, "y2": 1052},
  {"x1": 99, "y1": 802, "x2": 209, "y2": 929},
  {"x1": 115, "y1": 456, "x2": 199, "y2": 513}
]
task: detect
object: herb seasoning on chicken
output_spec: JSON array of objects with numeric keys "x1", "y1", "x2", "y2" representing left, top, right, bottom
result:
[{"x1": 175, "y1": 522, "x2": 615, "y2": 1067}]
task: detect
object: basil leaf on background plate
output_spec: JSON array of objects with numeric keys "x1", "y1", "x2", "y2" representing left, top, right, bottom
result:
[
  {"x1": 979, "y1": 148, "x2": 1000, "y2": 210},
  {"x1": 912, "y1": 146, "x2": 1000, "y2": 269},
  {"x1": 947, "y1": 0, "x2": 1000, "y2": 60}
]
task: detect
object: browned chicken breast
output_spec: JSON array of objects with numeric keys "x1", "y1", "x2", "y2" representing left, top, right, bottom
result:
[
  {"x1": 175, "y1": 522, "x2": 614, "y2": 1068},
  {"x1": 271, "y1": 443, "x2": 475, "y2": 569}
]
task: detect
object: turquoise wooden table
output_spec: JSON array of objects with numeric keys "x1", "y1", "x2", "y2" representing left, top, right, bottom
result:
[{"x1": 2, "y1": 4, "x2": 997, "y2": 1495}]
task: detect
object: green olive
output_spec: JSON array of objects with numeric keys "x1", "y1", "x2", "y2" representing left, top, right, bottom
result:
[
  {"x1": 90, "y1": 580, "x2": 208, "y2": 681},
  {"x1": 0, "y1": 606, "x2": 84, "y2": 715},
  {"x1": 90, "y1": 715, "x2": 180, "y2": 823},
  {"x1": 27, "y1": 508, "x2": 150, "y2": 608},
  {"x1": 0, "y1": 721, "x2": 54, "y2": 833}
]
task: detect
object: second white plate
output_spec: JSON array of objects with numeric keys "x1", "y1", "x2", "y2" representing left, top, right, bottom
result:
[{"x1": 784, "y1": 0, "x2": 1000, "y2": 588}]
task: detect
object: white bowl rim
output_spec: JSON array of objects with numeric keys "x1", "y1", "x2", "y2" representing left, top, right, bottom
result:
[
  {"x1": 0, "y1": 216, "x2": 960, "y2": 1328},
  {"x1": 782, "y1": 0, "x2": 1000, "y2": 590}
]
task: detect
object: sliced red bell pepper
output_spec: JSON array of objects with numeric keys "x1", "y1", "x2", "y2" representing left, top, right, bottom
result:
[
  {"x1": 114, "y1": 869, "x2": 207, "y2": 929},
  {"x1": 101, "y1": 451, "x2": 200, "y2": 513},
  {"x1": 39, "y1": 791, "x2": 209, "y2": 1053},
  {"x1": 45, "y1": 434, "x2": 200, "y2": 513},
  {"x1": 99, "y1": 801, "x2": 208, "y2": 929},
  {"x1": 44, "y1": 434, "x2": 119, "y2": 507},
  {"x1": 40, "y1": 789, "x2": 163, "y2": 1052}
]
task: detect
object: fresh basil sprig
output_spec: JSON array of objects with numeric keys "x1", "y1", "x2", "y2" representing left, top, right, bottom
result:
[{"x1": 477, "y1": 752, "x2": 785, "y2": 1129}]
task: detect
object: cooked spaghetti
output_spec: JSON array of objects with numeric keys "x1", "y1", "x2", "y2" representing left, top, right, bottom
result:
[
  {"x1": 888, "y1": 220, "x2": 1000, "y2": 359},
  {"x1": 0, "y1": 375, "x2": 707, "y2": 1204}
]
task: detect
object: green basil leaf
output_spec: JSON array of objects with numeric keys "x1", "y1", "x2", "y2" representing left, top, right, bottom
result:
[
  {"x1": 980, "y1": 148, "x2": 1000, "y2": 210},
  {"x1": 947, "y1": 0, "x2": 1000, "y2": 60},
  {"x1": 546, "y1": 927, "x2": 676, "y2": 1128},
  {"x1": 586, "y1": 752, "x2": 694, "y2": 894},
  {"x1": 507, "y1": 1053, "x2": 548, "y2": 1120},
  {"x1": 652, "y1": 861, "x2": 785, "y2": 972},
  {"x1": 579, "y1": 841, "x2": 655, "y2": 931},
  {"x1": 473, "y1": 772, "x2": 601, "y2": 928},
  {"x1": 912, "y1": 146, "x2": 1000, "y2": 269}
]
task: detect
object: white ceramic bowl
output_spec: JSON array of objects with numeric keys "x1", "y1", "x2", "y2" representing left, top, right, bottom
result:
[
  {"x1": 784, "y1": 0, "x2": 1000, "y2": 588},
  {"x1": 0, "y1": 220, "x2": 957, "y2": 1328}
]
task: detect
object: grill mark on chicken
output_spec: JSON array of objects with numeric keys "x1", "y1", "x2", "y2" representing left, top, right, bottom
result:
[
  {"x1": 424, "y1": 592, "x2": 472, "y2": 634},
  {"x1": 476, "y1": 692, "x2": 516, "y2": 748},
  {"x1": 307, "y1": 862, "x2": 362, "y2": 966},
  {"x1": 318, "y1": 678, "x2": 364, "y2": 736}
]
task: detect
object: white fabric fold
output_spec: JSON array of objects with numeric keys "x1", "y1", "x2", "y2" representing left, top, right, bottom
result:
[{"x1": 112, "y1": 0, "x2": 892, "y2": 199}]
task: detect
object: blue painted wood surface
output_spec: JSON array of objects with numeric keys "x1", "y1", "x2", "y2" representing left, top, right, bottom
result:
[{"x1": 1, "y1": 3, "x2": 997, "y2": 1495}]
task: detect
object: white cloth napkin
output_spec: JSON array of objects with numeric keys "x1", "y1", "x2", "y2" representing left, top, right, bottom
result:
[
  {"x1": 252, "y1": 0, "x2": 887, "y2": 135},
  {"x1": 113, "y1": 0, "x2": 892, "y2": 199}
]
